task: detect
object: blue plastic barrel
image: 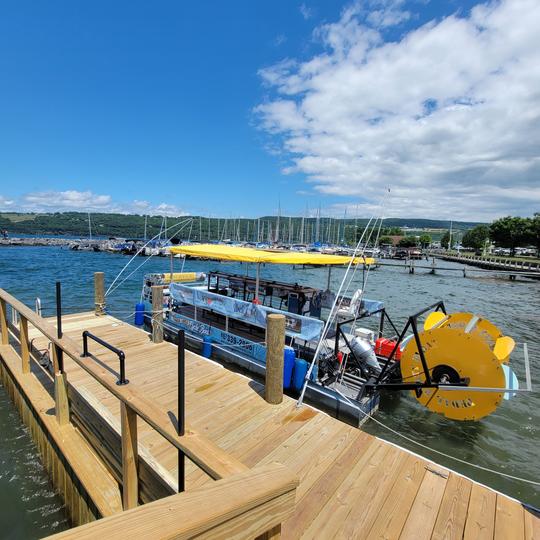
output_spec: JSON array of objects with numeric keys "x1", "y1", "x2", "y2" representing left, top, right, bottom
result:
[
  {"x1": 283, "y1": 347, "x2": 295, "y2": 389},
  {"x1": 134, "y1": 302, "x2": 145, "y2": 326},
  {"x1": 202, "y1": 336, "x2": 212, "y2": 358},
  {"x1": 293, "y1": 358, "x2": 308, "y2": 392}
]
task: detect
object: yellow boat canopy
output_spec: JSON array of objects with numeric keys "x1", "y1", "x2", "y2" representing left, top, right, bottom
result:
[{"x1": 169, "y1": 244, "x2": 375, "y2": 266}]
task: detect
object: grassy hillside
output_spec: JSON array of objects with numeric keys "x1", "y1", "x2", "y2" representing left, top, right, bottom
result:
[{"x1": 0, "y1": 211, "x2": 483, "y2": 242}]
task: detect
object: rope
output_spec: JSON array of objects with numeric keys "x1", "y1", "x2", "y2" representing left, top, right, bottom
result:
[
  {"x1": 297, "y1": 189, "x2": 391, "y2": 408},
  {"x1": 358, "y1": 407, "x2": 540, "y2": 486},
  {"x1": 105, "y1": 218, "x2": 193, "y2": 297}
]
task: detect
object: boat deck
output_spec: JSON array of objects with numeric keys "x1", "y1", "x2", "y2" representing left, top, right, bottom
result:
[{"x1": 29, "y1": 311, "x2": 539, "y2": 539}]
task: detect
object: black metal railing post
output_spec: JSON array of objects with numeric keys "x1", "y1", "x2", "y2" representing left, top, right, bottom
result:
[
  {"x1": 177, "y1": 330, "x2": 185, "y2": 493},
  {"x1": 55, "y1": 281, "x2": 64, "y2": 373},
  {"x1": 81, "y1": 330, "x2": 128, "y2": 385}
]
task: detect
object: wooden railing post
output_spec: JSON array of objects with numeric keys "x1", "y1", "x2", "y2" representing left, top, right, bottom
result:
[
  {"x1": 94, "y1": 272, "x2": 106, "y2": 316},
  {"x1": 151, "y1": 285, "x2": 164, "y2": 344},
  {"x1": 121, "y1": 402, "x2": 139, "y2": 509},
  {"x1": 265, "y1": 314, "x2": 285, "y2": 404},
  {"x1": 0, "y1": 298, "x2": 8, "y2": 345},
  {"x1": 53, "y1": 344, "x2": 70, "y2": 426},
  {"x1": 19, "y1": 315, "x2": 30, "y2": 373}
]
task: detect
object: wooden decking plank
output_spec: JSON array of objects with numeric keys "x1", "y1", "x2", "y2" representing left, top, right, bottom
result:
[
  {"x1": 431, "y1": 473, "x2": 473, "y2": 540},
  {"x1": 494, "y1": 494, "x2": 525, "y2": 540},
  {"x1": 463, "y1": 483, "x2": 496, "y2": 540},
  {"x1": 366, "y1": 453, "x2": 427, "y2": 540},
  {"x1": 247, "y1": 412, "x2": 334, "y2": 467},
  {"x1": 337, "y1": 445, "x2": 408, "y2": 539},
  {"x1": 292, "y1": 424, "x2": 360, "y2": 502},
  {"x1": 185, "y1": 405, "x2": 321, "y2": 491},
  {"x1": 286, "y1": 436, "x2": 376, "y2": 537},
  {"x1": 524, "y1": 507, "x2": 540, "y2": 540},
  {"x1": 300, "y1": 440, "x2": 390, "y2": 539},
  {"x1": 399, "y1": 465, "x2": 448, "y2": 540},
  {"x1": 240, "y1": 408, "x2": 322, "y2": 467},
  {"x1": 258, "y1": 414, "x2": 347, "y2": 472}
]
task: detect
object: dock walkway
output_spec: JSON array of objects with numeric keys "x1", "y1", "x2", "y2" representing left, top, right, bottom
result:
[{"x1": 27, "y1": 311, "x2": 539, "y2": 539}]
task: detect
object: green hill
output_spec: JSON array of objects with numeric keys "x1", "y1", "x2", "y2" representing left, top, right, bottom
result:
[{"x1": 0, "y1": 211, "x2": 484, "y2": 242}]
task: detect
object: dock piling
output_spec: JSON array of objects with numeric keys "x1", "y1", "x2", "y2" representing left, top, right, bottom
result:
[
  {"x1": 94, "y1": 272, "x2": 106, "y2": 316},
  {"x1": 151, "y1": 285, "x2": 164, "y2": 344},
  {"x1": 265, "y1": 314, "x2": 285, "y2": 405}
]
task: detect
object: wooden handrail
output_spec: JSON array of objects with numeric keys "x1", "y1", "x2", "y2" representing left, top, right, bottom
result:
[
  {"x1": 0, "y1": 288, "x2": 247, "y2": 480},
  {"x1": 43, "y1": 463, "x2": 298, "y2": 540}
]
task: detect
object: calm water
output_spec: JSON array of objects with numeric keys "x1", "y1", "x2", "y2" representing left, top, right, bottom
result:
[
  {"x1": 0, "y1": 245, "x2": 538, "y2": 534},
  {"x1": 0, "y1": 385, "x2": 68, "y2": 538}
]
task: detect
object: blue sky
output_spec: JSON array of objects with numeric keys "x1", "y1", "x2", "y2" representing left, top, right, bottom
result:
[{"x1": 0, "y1": 1, "x2": 538, "y2": 220}]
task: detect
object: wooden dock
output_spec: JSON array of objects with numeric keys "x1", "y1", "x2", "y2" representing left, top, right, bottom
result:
[
  {"x1": 433, "y1": 253, "x2": 540, "y2": 279},
  {"x1": 0, "y1": 290, "x2": 538, "y2": 539}
]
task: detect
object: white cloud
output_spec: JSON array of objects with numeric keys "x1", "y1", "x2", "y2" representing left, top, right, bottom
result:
[
  {"x1": 255, "y1": 0, "x2": 540, "y2": 221},
  {"x1": 274, "y1": 34, "x2": 287, "y2": 47},
  {"x1": 2, "y1": 190, "x2": 186, "y2": 216},
  {"x1": 300, "y1": 3, "x2": 313, "y2": 20},
  {"x1": 0, "y1": 196, "x2": 15, "y2": 208},
  {"x1": 127, "y1": 199, "x2": 184, "y2": 216},
  {"x1": 23, "y1": 190, "x2": 112, "y2": 210}
]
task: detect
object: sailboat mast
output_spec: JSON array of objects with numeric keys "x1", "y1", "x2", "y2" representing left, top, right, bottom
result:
[
  {"x1": 88, "y1": 212, "x2": 92, "y2": 241},
  {"x1": 315, "y1": 205, "x2": 320, "y2": 243},
  {"x1": 276, "y1": 200, "x2": 281, "y2": 244}
]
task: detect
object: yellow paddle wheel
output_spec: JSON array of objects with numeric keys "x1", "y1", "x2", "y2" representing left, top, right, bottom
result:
[{"x1": 400, "y1": 311, "x2": 516, "y2": 421}]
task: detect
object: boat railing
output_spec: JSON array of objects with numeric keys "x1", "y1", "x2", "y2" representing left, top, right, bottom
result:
[{"x1": 0, "y1": 287, "x2": 297, "y2": 537}]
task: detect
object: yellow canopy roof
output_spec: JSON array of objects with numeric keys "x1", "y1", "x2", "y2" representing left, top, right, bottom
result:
[{"x1": 170, "y1": 244, "x2": 375, "y2": 266}]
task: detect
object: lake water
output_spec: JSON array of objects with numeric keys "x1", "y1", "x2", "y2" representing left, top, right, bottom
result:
[{"x1": 0, "y1": 245, "x2": 538, "y2": 535}]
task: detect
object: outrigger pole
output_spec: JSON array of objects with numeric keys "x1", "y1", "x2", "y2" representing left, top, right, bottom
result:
[{"x1": 296, "y1": 189, "x2": 391, "y2": 409}]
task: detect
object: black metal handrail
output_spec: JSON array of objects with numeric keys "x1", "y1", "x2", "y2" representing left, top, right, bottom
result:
[{"x1": 81, "y1": 330, "x2": 128, "y2": 385}]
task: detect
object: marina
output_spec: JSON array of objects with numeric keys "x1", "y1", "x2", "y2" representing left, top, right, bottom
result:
[
  {"x1": 0, "y1": 283, "x2": 538, "y2": 538},
  {"x1": 2, "y1": 0, "x2": 539, "y2": 537}
]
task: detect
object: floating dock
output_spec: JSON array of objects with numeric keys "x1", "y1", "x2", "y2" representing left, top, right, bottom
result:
[{"x1": 0, "y1": 288, "x2": 538, "y2": 539}]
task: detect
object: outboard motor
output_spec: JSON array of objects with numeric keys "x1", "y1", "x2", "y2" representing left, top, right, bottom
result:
[{"x1": 350, "y1": 336, "x2": 381, "y2": 376}]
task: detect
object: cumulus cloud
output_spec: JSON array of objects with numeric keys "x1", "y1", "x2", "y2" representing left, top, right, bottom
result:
[
  {"x1": 23, "y1": 190, "x2": 112, "y2": 210},
  {"x1": 129, "y1": 200, "x2": 186, "y2": 217},
  {"x1": 0, "y1": 196, "x2": 15, "y2": 208},
  {"x1": 3, "y1": 190, "x2": 186, "y2": 216},
  {"x1": 300, "y1": 3, "x2": 313, "y2": 20},
  {"x1": 255, "y1": 0, "x2": 540, "y2": 220},
  {"x1": 274, "y1": 34, "x2": 287, "y2": 47}
]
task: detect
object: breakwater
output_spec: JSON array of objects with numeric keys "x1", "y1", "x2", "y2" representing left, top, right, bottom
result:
[{"x1": 0, "y1": 237, "x2": 168, "y2": 256}]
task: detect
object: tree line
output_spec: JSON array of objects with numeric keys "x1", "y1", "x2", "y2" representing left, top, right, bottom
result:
[{"x1": 442, "y1": 214, "x2": 539, "y2": 256}]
